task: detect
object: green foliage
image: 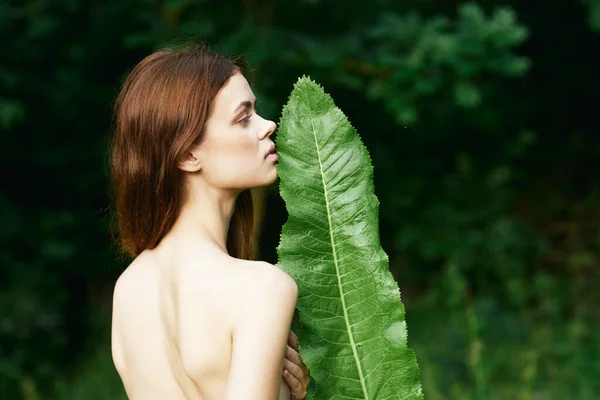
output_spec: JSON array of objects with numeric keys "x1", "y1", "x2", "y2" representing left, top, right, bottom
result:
[
  {"x1": 358, "y1": 3, "x2": 530, "y2": 124},
  {"x1": 1, "y1": 0, "x2": 599, "y2": 398},
  {"x1": 276, "y1": 77, "x2": 423, "y2": 399},
  {"x1": 582, "y1": 0, "x2": 600, "y2": 30}
]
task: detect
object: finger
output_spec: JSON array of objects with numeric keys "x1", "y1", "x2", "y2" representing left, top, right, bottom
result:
[
  {"x1": 283, "y1": 369, "x2": 307, "y2": 399},
  {"x1": 288, "y1": 330, "x2": 299, "y2": 350},
  {"x1": 284, "y1": 358, "x2": 305, "y2": 381},
  {"x1": 285, "y1": 344, "x2": 303, "y2": 366}
]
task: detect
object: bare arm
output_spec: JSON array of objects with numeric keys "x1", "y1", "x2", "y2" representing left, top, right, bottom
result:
[{"x1": 224, "y1": 264, "x2": 298, "y2": 400}]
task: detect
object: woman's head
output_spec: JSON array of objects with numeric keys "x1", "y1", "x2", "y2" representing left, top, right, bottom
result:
[
  {"x1": 178, "y1": 71, "x2": 278, "y2": 189},
  {"x1": 111, "y1": 44, "x2": 276, "y2": 259}
]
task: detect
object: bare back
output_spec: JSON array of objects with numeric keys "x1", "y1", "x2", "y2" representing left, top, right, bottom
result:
[{"x1": 111, "y1": 244, "x2": 294, "y2": 400}]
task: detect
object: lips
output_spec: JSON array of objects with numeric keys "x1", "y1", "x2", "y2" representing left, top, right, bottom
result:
[{"x1": 265, "y1": 143, "x2": 276, "y2": 158}]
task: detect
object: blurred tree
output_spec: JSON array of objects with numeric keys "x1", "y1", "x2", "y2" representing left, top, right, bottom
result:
[{"x1": 582, "y1": 0, "x2": 600, "y2": 29}]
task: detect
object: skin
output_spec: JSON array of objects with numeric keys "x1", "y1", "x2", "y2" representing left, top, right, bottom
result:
[{"x1": 111, "y1": 73, "x2": 310, "y2": 400}]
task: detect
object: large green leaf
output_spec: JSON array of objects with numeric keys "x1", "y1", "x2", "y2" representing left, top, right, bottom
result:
[{"x1": 276, "y1": 77, "x2": 423, "y2": 400}]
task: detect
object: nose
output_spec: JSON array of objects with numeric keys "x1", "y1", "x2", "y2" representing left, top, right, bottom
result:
[{"x1": 258, "y1": 117, "x2": 277, "y2": 140}]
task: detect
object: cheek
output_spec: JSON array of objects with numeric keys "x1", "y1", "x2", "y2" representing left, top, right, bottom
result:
[
  {"x1": 207, "y1": 127, "x2": 254, "y2": 152},
  {"x1": 205, "y1": 129, "x2": 258, "y2": 171},
  {"x1": 224, "y1": 131, "x2": 256, "y2": 155},
  {"x1": 238, "y1": 134, "x2": 255, "y2": 150}
]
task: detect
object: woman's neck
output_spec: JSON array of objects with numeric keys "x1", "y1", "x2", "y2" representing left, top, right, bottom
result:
[{"x1": 169, "y1": 184, "x2": 239, "y2": 254}]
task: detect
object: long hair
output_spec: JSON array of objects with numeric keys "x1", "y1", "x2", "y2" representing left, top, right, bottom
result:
[{"x1": 110, "y1": 44, "x2": 255, "y2": 260}]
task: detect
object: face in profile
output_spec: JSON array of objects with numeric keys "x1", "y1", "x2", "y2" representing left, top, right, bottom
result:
[{"x1": 182, "y1": 73, "x2": 278, "y2": 191}]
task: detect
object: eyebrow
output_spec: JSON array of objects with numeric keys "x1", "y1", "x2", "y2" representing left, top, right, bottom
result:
[{"x1": 233, "y1": 97, "x2": 257, "y2": 114}]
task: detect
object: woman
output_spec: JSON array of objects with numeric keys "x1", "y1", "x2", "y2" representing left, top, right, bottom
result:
[{"x1": 109, "y1": 43, "x2": 310, "y2": 400}]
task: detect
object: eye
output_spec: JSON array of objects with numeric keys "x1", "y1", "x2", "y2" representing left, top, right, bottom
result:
[{"x1": 239, "y1": 114, "x2": 252, "y2": 125}]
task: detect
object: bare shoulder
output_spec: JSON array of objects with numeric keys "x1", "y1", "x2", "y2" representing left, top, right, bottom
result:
[
  {"x1": 112, "y1": 255, "x2": 144, "y2": 302},
  {"x1": 167, "y1": 254, "x2": 297, "y2": 312},
  {"x1": 231, "y1": 260, "x2": 298, "y2": 299},
  {"x1": 112, "y1": 252, "x2": 156, "y2": 300},
  {"x1": 111, "y1": 254, "x2": 155, "y2": 371}
]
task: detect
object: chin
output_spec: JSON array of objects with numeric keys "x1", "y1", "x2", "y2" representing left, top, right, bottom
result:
[
  {"x1": 255, "y1": 165, "x2": 278, "y2": 187},
  {"x1": 264, "y1": 166, "x2": 278, "y2": 185}
]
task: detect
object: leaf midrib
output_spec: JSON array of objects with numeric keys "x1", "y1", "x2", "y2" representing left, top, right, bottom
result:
[{"x1": 304, "y1": 90, "x2": 369, "y2": 400}]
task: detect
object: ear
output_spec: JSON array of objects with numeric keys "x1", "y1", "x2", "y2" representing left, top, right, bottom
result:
[{"x1": 177, "y1": 150, "x2": 202, "y2": 172}]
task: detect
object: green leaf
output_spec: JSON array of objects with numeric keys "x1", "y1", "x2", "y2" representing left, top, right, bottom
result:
[
  {"x1": 454, "y1": 81, "x2": 481, "y2": 108},
  {"x1": 276, "y1": 76, "x2": 423, "y2": 400}
]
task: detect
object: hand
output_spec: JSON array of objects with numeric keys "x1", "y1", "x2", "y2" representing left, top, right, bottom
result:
[{"x1": 283, "y1": 330, "x2": 310, "y2": 400}]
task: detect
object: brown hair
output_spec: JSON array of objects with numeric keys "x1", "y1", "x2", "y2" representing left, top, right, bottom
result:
[{"x1": 110, "y1": 43, "x2": 255, "y2": 260}]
